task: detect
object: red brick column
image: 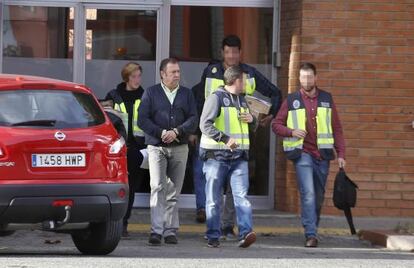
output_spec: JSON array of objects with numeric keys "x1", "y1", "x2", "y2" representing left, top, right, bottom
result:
[{"x1": 277, "y1": 0, "x2": 414, "y2": 217}]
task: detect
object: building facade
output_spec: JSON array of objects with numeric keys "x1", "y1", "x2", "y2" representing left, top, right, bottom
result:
[
  {"x1": 1, "y1": 0, "x2": 413, "y2": 217},
  {"x1": 277, "y1": 0, "x2": 414, "y2": 217}
]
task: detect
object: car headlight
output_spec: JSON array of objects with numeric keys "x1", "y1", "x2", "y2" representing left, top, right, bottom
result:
[{"x1": 108, "y1": 137, "x2": 125, "y2": 155}]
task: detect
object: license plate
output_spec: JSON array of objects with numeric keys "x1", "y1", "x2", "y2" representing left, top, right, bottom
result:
[{"x1": 32, "y1": 153, "x2": 86, "y2": 167}]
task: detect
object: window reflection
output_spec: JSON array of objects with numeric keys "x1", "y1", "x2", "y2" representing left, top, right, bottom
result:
[
  {"x1": 85, "y1": 9, "x2": 156, "y2": 60},
  {"x1": 2, "y1": 5, "x2": 73, "y2": 81},
  {"x1": 84, "y1": 9, "x2": 157, "y2": 99},
  {"x1": 170, "y1": 6, "x2": 274, "y2": 196},
  {"x1": 3, "y1": 6, "x2": 72, "y2": 59},
  {"x1": 170, "y1": 6, "x2": 273, "y2": 65}
]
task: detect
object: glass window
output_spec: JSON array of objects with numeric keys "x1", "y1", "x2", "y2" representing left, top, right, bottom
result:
[
  {"x1": 171, "y1": 6, "x2": 274, "y2": 196},
  {"x1": 0, "y1": 90, "x2": 105, "y2": 129},
  {"x1": 170, "y1": 6, "x2": 273, "y2": 87},
  {"x1": 2, "y1": 6, "x2": 73, "y2": 81},
  {"x1": 84, "y1": 9, "x2": 157, "y2": 98}
]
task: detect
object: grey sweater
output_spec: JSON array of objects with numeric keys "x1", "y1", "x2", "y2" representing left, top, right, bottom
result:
[{"x1": 199, "y1": 87, "x2": 257, "y2": 160}]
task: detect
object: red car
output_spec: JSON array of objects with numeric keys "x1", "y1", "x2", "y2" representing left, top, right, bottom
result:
[{"x1": 0, "y1": 74, "x2": 128, "y2": 255}]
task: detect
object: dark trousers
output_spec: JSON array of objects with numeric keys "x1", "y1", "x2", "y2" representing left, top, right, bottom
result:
[{"x1": 123, "y1": 143, "x2": 145, "y2": 225}]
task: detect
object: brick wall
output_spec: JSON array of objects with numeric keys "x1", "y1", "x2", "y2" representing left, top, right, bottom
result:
[
  {"x1": 276, "y1": 0, "x2": 302, "y2": 213},
  {"x1": 277, "y1": 0, "x2": 414, "y2": 217}
]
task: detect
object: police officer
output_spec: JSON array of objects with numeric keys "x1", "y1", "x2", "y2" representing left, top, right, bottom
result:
[
  {"x1": 105, "y1": 62, "x2": 147, "y2": 237},
  {"x1": 272, "y1": 62, "x2": 346, "y2": 247},
  {"x1": 200, "y1": 66, "x2": 257, "y2": 248},
  {"x1": 193, "y1": 34, "x2": 282, "y2": 238}
]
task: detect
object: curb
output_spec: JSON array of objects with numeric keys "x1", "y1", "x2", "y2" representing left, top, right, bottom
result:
[
  {"x1": 127, "y1": 223, "x2": 351, "y2": 236},
  {"x1": 358, "y1": 230, "x2": 414, "y2": 251}
]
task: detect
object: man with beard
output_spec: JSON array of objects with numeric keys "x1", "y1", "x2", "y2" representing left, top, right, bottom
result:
[{"x1": 272, "y1": 62, "x2": 346, "y2": 248}]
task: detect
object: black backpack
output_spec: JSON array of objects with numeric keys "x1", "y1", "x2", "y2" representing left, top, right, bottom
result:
[{"x1": 333, "y1": 168, "x2": 358, "y2": 234}]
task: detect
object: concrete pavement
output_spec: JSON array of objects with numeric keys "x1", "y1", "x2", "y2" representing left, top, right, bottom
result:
[
  {"x1": 128, "y1": 208, "x2": 414, "y2": 236},
  {"x1": 128, "y1": 208, "x2": 414, "y2": 252},
  {"x1": 0, "y1": 208, "x2": 413, "y2": 268}
]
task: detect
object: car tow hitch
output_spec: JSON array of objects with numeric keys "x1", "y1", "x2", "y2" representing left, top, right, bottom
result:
[{"x1": 42, "y1": 205, "x2": 72, "y2": 230}]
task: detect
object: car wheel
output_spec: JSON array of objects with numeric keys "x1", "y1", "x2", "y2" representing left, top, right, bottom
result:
[
  {"x1": 71, "y1": 219, "x2": 122, "y2": 255},
  {"x1": 0, "y1": 230, "x2": 15, "y2": 237}
]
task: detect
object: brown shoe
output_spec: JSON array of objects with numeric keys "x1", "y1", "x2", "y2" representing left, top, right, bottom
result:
[
  {"x1": 238, "y1": 231, "x2": 256, "y2": 248},
  {"x1": 305, "y1": 237, "x2": 318, "y2": 247},
  {"x1": 196, "y1": 209, "x2": 206, "y2": 223}
]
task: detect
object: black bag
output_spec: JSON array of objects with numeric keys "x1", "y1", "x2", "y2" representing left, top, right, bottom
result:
[{"x1": 333, "y1": 168, "x2": 358, "y2": 235}]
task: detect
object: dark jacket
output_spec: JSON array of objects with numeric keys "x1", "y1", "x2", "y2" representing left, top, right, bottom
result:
[
  {"x1": 105, "y1": 82, "x2": 144, "y2": 147},
  {"x1": 138, "y1": 83, "x2": 198, "y2": 146},
  {"x1": 195, "y1": 62, "x2": 282, "y2": 117}
]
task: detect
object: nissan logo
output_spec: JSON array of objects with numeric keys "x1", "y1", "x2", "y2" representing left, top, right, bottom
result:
[{"x1": 54, "y1": 131, "x2": 66, "y2": 141}]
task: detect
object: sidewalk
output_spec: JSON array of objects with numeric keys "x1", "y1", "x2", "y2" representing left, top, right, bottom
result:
[{"x1": 127, "y1": 208, "x2": 413, "y2": 236}]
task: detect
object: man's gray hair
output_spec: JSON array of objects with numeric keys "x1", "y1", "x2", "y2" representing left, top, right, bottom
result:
[{"x1": 223, "y1": 66, "x2": 243, "y2": 86}]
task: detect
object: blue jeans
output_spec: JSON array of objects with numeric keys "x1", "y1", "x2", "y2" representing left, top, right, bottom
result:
[
  {"x1": 203, "y1": 158, "x2": 253, "y2": 240},
  {"x1": 294, "y1": 153, "x2": 330, "y2": 238},
  {"x1": 192, "y1": 144, "x2": 206, "y2": 211}
]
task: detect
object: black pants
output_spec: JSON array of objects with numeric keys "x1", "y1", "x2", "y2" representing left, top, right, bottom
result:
[{"x1": 123, "y1": 143, "x2": 145, "y2": 225}]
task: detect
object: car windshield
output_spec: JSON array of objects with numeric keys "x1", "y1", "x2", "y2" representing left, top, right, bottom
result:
[{"x1": 0, "y1": 89, "x2": 105, "y2": 129}]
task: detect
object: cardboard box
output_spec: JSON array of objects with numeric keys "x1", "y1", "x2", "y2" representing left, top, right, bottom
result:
[{"x1": 245, "y1": 95, "x2": 272, "y2": 119}]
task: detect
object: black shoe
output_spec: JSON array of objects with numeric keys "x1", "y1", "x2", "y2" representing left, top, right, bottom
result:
[
  {"x1": 164, "y1": 235, "x2": 178, "y2": 244},
  {"x1": 207, "y1": 239, "x2": 220, "y2": 248},
  {"x1": 196, "y1": 209, "x2": 206, "y2": 223},
  {"x1": 238, "y1": 231, "x2": 256, "y2": 248},
  {"x1": 220, "y1": 226, "x2": 236, "y2": 241},
  {"x1": 148, "y1": 233, "x2": 162, "y2": 246},
  {"x1": 305, "y1": 237, "x2": 318, "y2": 248}
]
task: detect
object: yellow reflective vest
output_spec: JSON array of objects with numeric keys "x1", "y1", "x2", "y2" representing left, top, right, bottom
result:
[
  {"x1": 200, "y1": 90, "x2": 250, "y2": 151},
  {"x1": 283, "y1": 90, "x2": 335, "y2": 160},
  {"x1": 114, "y1": 99, "x2": 144, "y2": 137},
  {"x1": 204, "y1": 63, "x2": 256, "y2": 99}
]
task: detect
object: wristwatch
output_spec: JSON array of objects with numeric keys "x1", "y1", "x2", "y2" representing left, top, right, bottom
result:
[{"x1": 172, "y1": 128, "x2": 179, "y2": 136}]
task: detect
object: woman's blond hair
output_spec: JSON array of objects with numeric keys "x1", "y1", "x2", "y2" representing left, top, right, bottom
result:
[{"x1": 121, "y1": 62, "x2": 142, "y2": 82}]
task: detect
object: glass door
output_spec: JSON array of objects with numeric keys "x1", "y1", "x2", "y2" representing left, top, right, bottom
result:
[
  {"x1": 74, "y1": 3, "x2": 166, "y2": 208},
  {"x1": 2, "y1": 3, "x2": 74, "y2": 81},
  {"x1": 81, "y1": 5, "x2": 160, "y2": 98},
  {"x1": 169, "y1": 0, "x2": 277, "y2": 209}
]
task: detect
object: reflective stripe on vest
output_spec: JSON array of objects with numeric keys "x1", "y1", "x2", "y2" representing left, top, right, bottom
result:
[
  {"x1": 316, "y1": 107, "x2": 334, "y2": 148},
  {"x1": 200, "y1": 106, "x2": 250, "y2": 150},
  {"x1": 113, "y1": 103, "x2": 129, "y2": 133},
  {"x1": 283, "y1": 108, "x2": 306, "y2": 151},
  {"x1": 204, "y1": 76, "x2": 256, "y2": 98},
  {"x1": 244, "y1": 75, "x2": 256, "y2": 95},
  {"x1": 114, "y1": 100, "x2": 144, "y2": 137},
  {"x1": 283, "y1": 106, "x2": 334, "y2": 152},
  {"x1": 205, "y1": 78, "x2": 224, "y2": 98}
]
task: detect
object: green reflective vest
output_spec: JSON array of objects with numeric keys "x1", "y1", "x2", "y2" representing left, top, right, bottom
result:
[
  {"x1": 204, "y1": 63, "x2": 256, "y2": 98},
  {"x1": 200, "y1": 91, "x2": 250, "y2": 151},
  {"x1": 114, "y1": 99, "x2": 144, "y2": 137},
  {"x1": 283, "y1": 90, "x2": 335, "y2": 160}
]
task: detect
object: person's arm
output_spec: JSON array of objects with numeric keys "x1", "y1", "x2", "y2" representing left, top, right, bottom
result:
[
  {"x1": 176, "y1": 89, "x2": 199, "y2": 136},
  {"x1": 137, "y1": 88, "x2": 164, "y2": 138},
  {"x1": 271, "y1": 99, "x2": 293, "y2": 137},
  {"x1": 253, "y1": 68, "x2": 282, "y2": 116},
  {"x1": 200, "y1": 94, "x2": 229, "y2": 144},
  {"x1": 193, "y1": 68, "x2": 208, "y2": 135},
  {"x1": 331, "y1": 99, "x2": 346, "y2": 160},
  {"x1": 242, "y1": 112, "x2": 257, "y2": 133},
  {"x1": 250, "y1": 113, "x2": 258, "y2": 131}
]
